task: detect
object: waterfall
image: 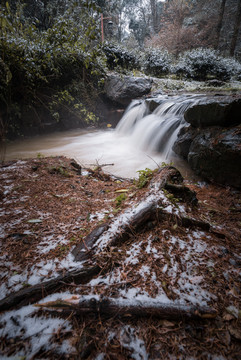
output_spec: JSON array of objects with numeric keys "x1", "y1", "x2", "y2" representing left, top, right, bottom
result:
[{"x1": 116, "y1": 94, "x2": 203, "y2": 160}]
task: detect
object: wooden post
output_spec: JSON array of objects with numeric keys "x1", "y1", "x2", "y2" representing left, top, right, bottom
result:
[{"x1": 101, "y1": 13, "x2": 104, "y2": 43}]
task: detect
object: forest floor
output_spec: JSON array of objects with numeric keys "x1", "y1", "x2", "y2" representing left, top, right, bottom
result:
[{"x1": 0, "y1": 156, "x2": 241, "y2": 360}]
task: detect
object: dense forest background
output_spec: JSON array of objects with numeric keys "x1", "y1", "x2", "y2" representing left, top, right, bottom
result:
[{"x1": 1, "y1": 0, "x2": 241, "y2": 139}]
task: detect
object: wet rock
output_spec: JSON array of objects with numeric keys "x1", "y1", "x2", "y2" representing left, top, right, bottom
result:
[
  {"x1": 206, "y1": 79, "x2": 225, "y2": 87},
  {"x1": 187, "y1": 126, "x2": 241, "y2": 188},
  {"x1": 105, "y1": 74, "x2": 153, "y2": 106},
  {"x1": 173, "y1": 125, "x2": 198, "y2": 160},
  {"x1": 145, "y1": 97, "x2": 164, "y2": 112},
  {"x1": 174, "y1": 95, "x2": 241, "y2": 188},
  {"x1": 184, "y1": 97, "x2": 241, "y2": 128}
]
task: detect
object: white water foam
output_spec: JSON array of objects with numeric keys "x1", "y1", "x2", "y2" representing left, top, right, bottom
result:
[{"x1": 5, "y1": 95, "x2": 205, "y2": 178}]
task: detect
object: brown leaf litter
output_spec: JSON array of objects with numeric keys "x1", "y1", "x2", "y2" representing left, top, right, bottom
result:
[{"x1": 0, "y1": 156, "x2": 240, "y2": 359}]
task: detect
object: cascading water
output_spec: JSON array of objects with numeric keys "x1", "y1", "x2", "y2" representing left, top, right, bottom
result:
[
  {"x1": 5, "y1": 94, "x2": 206, "y2": 178},
  {"x1": 116, "y1": 94, "x2": 203, "y2": 160}
]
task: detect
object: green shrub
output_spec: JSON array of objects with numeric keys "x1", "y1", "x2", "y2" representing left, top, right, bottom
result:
[
  {"x1": 174, "y1": 48, "x2": 241, "y2": 81},
  {"x1": 103, "y1": 43, "x2": 140, "y2": 71},
  {"x1": 142, "y1": 47, "x2": 172, "y2": 77},
  {"x1": 0, "y1": 1, "x2": 105, "y2": 139},
  {"x1": 135, "y1": 168, "x2": 155, "y2": 188}
]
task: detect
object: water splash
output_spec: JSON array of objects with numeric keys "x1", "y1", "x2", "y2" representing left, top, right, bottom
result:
[{"x1": 116, "y1": 94, "x2": 204, "y2": 160}]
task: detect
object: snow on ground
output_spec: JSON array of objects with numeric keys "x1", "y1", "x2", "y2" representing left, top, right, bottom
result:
[
  {"x1": 119, "y1": 326, "x2": 148, "y2": 360},
  {"x1": 0, "y1": 292, "x2": 75, "y2": 357},
  {"x1": 0, "y1": 252, "x2": 84, "y2": 300},
  {"x1": 1, "y1": 156, "x2": 241, "y2": 358}
]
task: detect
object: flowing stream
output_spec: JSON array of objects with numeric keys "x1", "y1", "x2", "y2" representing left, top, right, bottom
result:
[{"x1": 4, "y1": 94, "x2": 204, "y2": 179}]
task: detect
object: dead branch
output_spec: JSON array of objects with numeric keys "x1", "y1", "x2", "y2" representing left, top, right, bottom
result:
[
  {"x1": 36, "y1": 296, "x2": 218, "y2": 320},
  {"x1": 0, "y1": 265, "x2": 100, "y2": 312},
  {"x1": 72, "y1": 223, "x2": 109, "y2": 261}
]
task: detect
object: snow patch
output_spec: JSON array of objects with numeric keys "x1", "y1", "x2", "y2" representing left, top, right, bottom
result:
[
  {"x1": 119, "y1": 325, "x2": 148, "y2": 360},
  {"x1": 0, "y1": 300, "x2": 73, "y2": 358}
]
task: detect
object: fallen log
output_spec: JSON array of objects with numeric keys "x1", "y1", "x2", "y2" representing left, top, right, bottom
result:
[
  {"x1": 0, "y1": 167, "x2": 212, "y2": 313},
  {"x1": 72, "y1": 166, "x2": 210, "y2": 260},
  {"x1": 0, "y1": 265, "x2": 100, "y2": 312},
  {"x1": 36, "y1": 296, "x2": 218, "y2": 320}
]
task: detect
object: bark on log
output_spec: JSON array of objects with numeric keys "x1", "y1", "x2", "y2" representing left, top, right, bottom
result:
[
  {"x1": 72, "y1": 223, "x2": 109, "y2": 261},
  {"x1": 0, "y1": 265, "x2": 100, "y2": 312},
  {"x1": 36, "y1": 296, "x2": 218, "y2": 320},
  {"x1": 164, "y1": 182, "x2": 198, "y2": 205},
  {"x1": 174, "y1": 214, "x2": 210, "y2": 231},
  {"x1": 149, "y1": 166, "x2": 183, "y2": 190}
]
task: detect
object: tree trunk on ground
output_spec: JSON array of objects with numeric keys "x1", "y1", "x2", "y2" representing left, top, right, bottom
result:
[
  {"x1": 36, "y1": 296, "x2": 218, "y2": 320},
  {"x1": 230, "y1": 0, "x2": 241, "y2": 56}
]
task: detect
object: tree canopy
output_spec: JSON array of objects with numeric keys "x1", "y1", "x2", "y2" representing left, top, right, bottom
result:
[{"x1": 0, "y1": 0, "x2": 241, "y2": 139}]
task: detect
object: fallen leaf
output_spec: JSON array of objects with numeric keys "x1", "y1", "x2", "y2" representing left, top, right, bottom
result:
[
  {"x1": 27, "y1": 219, "x2": 42, "y2": 223},
  {"x1": 229, "y1": 326, "x2": 241, "y2": 340},
  {"x1": 223, "y1": 313, "x2": 235, "y2": 321},
  {"x1": 228, "y1": 287, "x2": 239, "y2": 297},
  {"x1": 161, "y1": 320, "x2": 176, "y2": 327}
]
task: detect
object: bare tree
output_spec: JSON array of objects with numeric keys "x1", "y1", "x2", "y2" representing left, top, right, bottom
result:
[
  {"x1": 150, "y1": 0, "x2": 159, "y2": 33},
  {"x1": 230, "y1": 0, "x2": 241, "y2": 56},
  {"x1": 148, "y1": 0, "x2": 193, "y2": 55},
  {"x1": 216, "y1": 0, "x2": 227, "y2": 48}
]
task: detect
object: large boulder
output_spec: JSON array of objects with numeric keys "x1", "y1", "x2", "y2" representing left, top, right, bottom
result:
[
  {"x1": 173, "y1": 95, "x2": 241, "y2": 188},
  {"x1": 105, "y1": 74, "x2": 153, "y2": 106},
  {"x1": 187, "y1": 126, "x2": 241, "y2": 188},
  {"x1": 184, "y1": 97, "x2": 241, "y2": 128}
]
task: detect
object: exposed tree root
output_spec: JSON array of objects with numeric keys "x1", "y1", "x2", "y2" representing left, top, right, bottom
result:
[{"x1": 164, "y1": 182, "x2": 198, "y2": 205}]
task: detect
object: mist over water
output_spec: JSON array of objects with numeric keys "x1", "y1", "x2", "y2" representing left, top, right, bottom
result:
[{"x1": 5, "y1": 95, "x2": 204, "y2": 179}]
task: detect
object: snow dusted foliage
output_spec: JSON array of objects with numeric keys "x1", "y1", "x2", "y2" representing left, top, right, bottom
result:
[
  {"x1": 103, "y1": 43, "x2": 140, "y2": 71},
  {"x1": 174, "y1": 48, "x2": 241, "y2": 81},
  {"x1": 142, "y1": 47, "x2": 173, "y2": 77}
]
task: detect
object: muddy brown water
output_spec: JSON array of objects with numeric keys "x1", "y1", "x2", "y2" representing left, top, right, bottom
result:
[{"x1": 4, "y1": 128, "x2": 197, "y2": 180}]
